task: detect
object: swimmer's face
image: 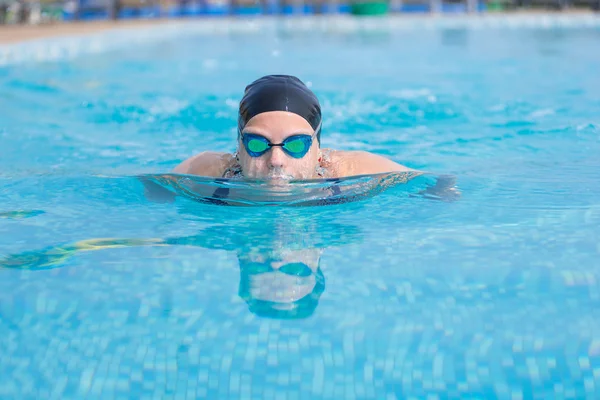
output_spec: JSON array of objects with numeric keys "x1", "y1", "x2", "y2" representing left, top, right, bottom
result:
[{"x1": 238, "y1": 111, "x2": 320, "y2": 181}]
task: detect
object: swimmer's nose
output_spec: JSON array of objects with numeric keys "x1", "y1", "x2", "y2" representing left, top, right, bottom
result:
[{"x1": 268, "y1": 146, "x2": 286, "y2": 168}]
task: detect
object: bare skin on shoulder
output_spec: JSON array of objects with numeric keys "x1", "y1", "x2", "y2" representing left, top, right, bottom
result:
[{"x1": 174, "y1": 75, "x2": 417, "y2": 182}]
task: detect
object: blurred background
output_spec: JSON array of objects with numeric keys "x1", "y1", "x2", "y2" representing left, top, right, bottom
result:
[{"x1": 0, "y1": 0, "x2": 598, "y2": 27}]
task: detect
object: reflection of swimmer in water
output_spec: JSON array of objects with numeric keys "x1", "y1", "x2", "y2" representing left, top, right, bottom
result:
[
  {"x1": 237, "y1": 248, "x2": 326, "y2": 319},
  {"x1": 0, "y1": 238, "x2": 325, "y2": 319},
  {"x1": 0, "y1": 218, "x2": 360, "y2": 319},
  {"x1": 0, "y1": 241, "x2": 326, "y2": 319},
  {"x1": 173, "y1": 74, "x2": 418, "y2": 182}
]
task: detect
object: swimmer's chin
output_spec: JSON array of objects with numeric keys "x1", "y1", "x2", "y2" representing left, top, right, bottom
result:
[
  {"x1": 269, "y1": 176, "x2": 294, "y2": 182},
  {"x1": 243, "y1": 171, "x2": 311, "y2": 183},
  {"x1": 261, "y1": 173, "x2": 296, "y2": 183}
]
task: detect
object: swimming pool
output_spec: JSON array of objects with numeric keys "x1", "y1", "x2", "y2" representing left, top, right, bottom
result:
[{"x1": 2, "y1": 14, "x2": 600, "y2": 398}]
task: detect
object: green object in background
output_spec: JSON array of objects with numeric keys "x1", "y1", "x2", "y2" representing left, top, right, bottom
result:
[
  {"x1": 350, "y1": 1, "x2": 389, "y2": 15},
  {"x1": 486, "y1": 0, "x2": 505, "y2": 11}
]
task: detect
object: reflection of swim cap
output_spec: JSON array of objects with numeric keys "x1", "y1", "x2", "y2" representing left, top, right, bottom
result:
[{"x1": 238, "y1": 75, "x2": 322, "y2": 143}]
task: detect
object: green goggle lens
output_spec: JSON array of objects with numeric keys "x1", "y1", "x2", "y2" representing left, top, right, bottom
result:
[
  {"x1": 247, "y1": 139, "x2": 269, "y2": 153},
  {"x1": 283, "y1": 139, "x2": 307, "y2": 154}
]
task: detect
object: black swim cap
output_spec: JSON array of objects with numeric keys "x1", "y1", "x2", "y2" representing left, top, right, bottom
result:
[{"x1": 238, "y1": 75, "x2": 322, "y2": 143}]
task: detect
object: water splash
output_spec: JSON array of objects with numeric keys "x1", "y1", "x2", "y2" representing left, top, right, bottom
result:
[{"x1": 138, "y1": 171, "x2": 450, "y2": 207}]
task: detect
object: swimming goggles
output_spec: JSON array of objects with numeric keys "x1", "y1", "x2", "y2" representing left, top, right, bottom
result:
[
  {"x1": 241, "y1": 132, "x2": 316, "y2": 159},
  {"x1": 243, "y1": 262, "x2": 314, "y2": 277}
]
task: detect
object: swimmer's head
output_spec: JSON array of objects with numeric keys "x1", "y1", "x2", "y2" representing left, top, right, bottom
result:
[{"x1": 236, "y1": 75, "x2": 322, "y2": 181}]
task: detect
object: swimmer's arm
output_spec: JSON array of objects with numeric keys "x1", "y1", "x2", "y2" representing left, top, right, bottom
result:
[
  {"x1": 172, "y1": 151, "x2": 232, "y2": 177},
  {"x1": 342, "y1": 151, "x2": 421, "y2": 176}
]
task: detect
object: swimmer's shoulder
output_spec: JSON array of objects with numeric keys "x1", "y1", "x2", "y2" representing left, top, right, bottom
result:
[
  {"x1": 173, "y1": 151, "x2": 235, "y2": 177},
  {"x1": 325, "y1": 149, "x2": 418, "y2": 178}
]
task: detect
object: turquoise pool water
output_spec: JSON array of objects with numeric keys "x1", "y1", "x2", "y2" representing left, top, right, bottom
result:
[{"x1": 1, "y1": 16, "x2": 600, "y2": 398}]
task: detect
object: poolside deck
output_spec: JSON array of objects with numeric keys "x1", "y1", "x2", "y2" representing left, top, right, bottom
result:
[
  {"x1": 0, "y1": 9, "x2": 597, "y2": 45},
  {"x1": 0, "y1": 19, "x2": 177, "y2": 44}
]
